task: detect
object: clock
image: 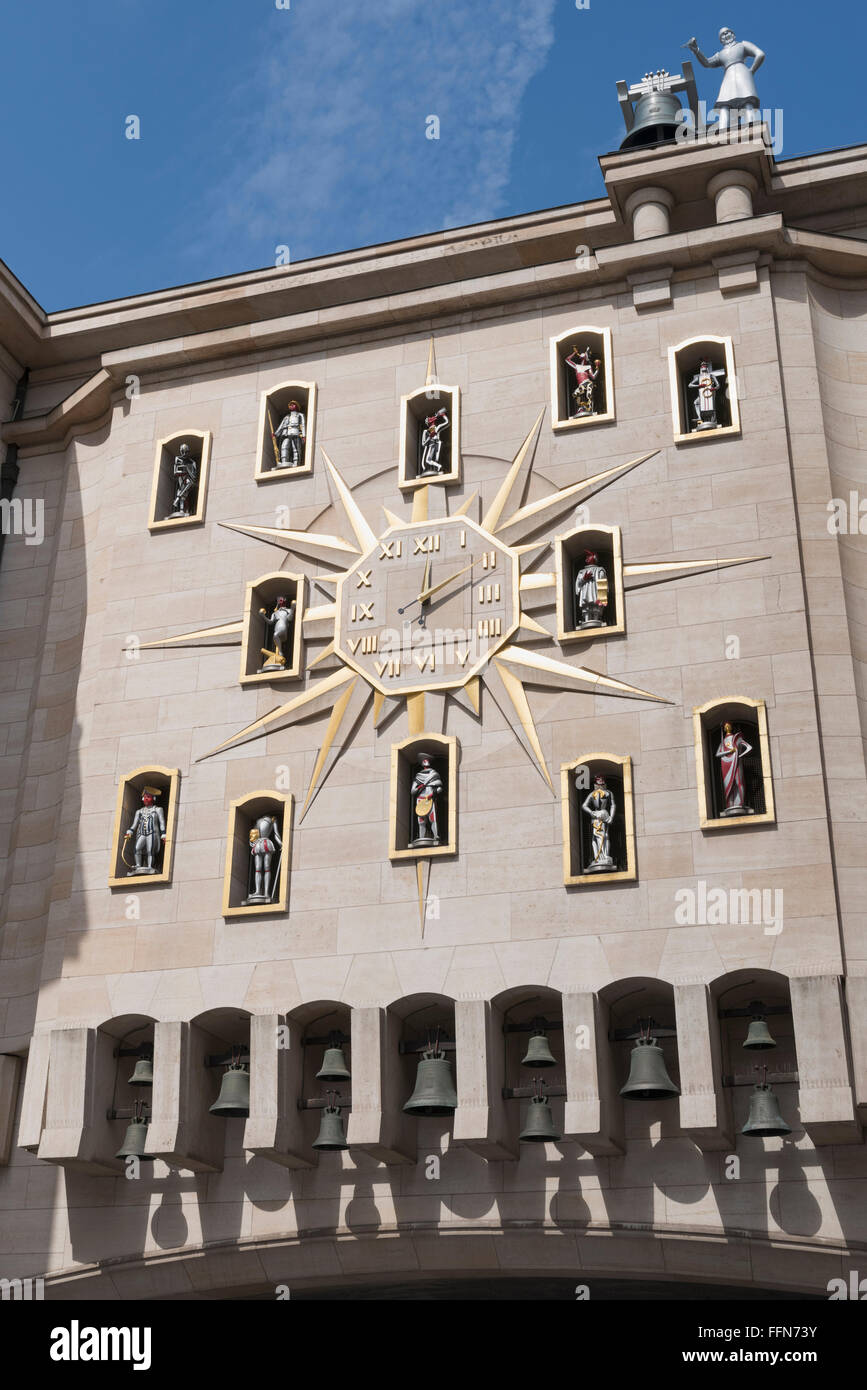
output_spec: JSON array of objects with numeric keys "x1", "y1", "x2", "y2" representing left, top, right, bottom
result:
[{"x1": 334, "y1": 516, "x2": 520, "y2": 695}]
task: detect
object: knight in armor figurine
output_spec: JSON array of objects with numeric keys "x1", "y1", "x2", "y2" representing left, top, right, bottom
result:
[
  {"x1": 419, "y1": 408, "x2": 449, "y2": 475},
  {"x1": 581, "y1": 774, "x2": 617, "y2": 873},
  {"x1": 565, "y1": 346, "x2": 601, "y2": 418},
  {"x1": 168, "y1": 443, "x2": 198, "y2": 518},
  {"x1": 574, "y1": 550, "x2": 609, "y2": 630},
  {"x1": 409, "y1": 751, "x2": 444, "y2": 848},
  {"x1": 685, "y1": 28, "x2": 765, "y2": 132},
  {"x1": 688, "y1": 359, "x2": 726, "y2": 431},
  {"x1": 258, "y1": 595, "x2": 296, "y2": 672},
  {"x1": 243, "y1": 812, "x2": 283, "y2": 904},
  {"x1": 123, "y1": 787, "x2": 166, "y2": 875},
  {"x1": 274, "y1": 400, "x2": 306, "y2": 468}
]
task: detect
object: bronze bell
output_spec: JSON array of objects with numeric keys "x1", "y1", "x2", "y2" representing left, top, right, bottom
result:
[
  {"x1": 316, "y1": 1039, "x2": 351, "y2": 1082},
  {"x1": 128, "y1": 1055, "x2": 154, "y2": 1086},
  {"x1": 519, "y1": 1093, "x2": 561, "y2": 1144},
  {"x1": 403, "y1": 1048, "x2": 458, "y2": 1117},
  {"x1": 619, "y1": 1036, "x2": 680, "y2": 1100},
  {"x1": 620, "y1": 89, "x2": 684, "y2": 151},
  {"x1": 521, "y1": 1028, "x2": 557, "y2": 1069},
  {"x1": 209, "y1": 1062, "x2": 250, "y2": 1118},
  {"x1": 743, "y1": 1016, "x2": 777, "y2": 1051},
  {"x1": 742, "y1": 1082, "x2": 791, "y2": 1138},
  {"x1": 115, "y1": 1117, "x2": 153, "y2": 1161},
  {"x1": 312, "y1": 1102, "x2": 349, "y2": 1151}
]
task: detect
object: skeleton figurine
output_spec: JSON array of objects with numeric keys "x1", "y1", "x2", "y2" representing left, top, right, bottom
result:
[
  {"x1": 565, "y1": 346, "x2": 601, "y2": 418},
  {"x1": 258, "y1": 595, "x2": 296, "y2": 672},
  {"x1": 243, "y1": 812, "x2": 283, "y2": 904},
  {"x1": 688, "y1": 359, "x2": 726, "y2": 431},
  {"x1": 409, "y1": 751, "x2": 444, "y2": 848},
  {"x1": 123, "y1": 787, "x2": 166, "y2": 875},
  {"x1": 716, "y1": 721, "x2": 755, "y2": 816},
  {"x1": 274, "y1": 400, "x2": 306, "y2": 468},
  {"x1": 574, "y1": 550, "x2": 609, "y2": 629},
  {"x1": 685, "y1": 28, "x2": 765, "y2": 132},
  {"x1": 581, "y1": 774, "x2": 616, "y2": 873},
  {"x1": 168, "y1": 443, "x2": 198, "y2": 518},
  {"x1": 419, "y1": 408, "x2": 449, "y2": 475}
]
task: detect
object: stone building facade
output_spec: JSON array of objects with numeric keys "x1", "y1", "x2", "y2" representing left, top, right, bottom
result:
[{"x1": 0, "y1": 125, "x2": 865, "y2": 1299}]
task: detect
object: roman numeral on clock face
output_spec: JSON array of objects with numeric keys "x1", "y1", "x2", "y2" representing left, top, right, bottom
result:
[
  {"x1": 349, "y1": 634, "x2": 378, "y2": 654},
  {"x1": 379, "y1": 540, "x2": 402, "y2": 560},
  {"x1": 477, "y1": 618, "x2": 502, "y2": 638},
  {"x1": 413, "y1": 534, "x2": 441, "y2": 554},
  {"x1": 477, "y1": 583, "x2": 501, "y2": 604},
  {"x1": 374, "y1": 658, "x2": 401, "y2": 678},
  {"x1": 351, "y1": 602, "x2": 375, "y2": 621}
]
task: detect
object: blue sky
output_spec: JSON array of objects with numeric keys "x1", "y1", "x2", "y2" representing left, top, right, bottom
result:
[{"x1": 2, "y1": 0, "x2": 860, "y2": 311}]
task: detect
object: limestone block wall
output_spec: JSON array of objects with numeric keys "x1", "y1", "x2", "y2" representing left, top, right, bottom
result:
[{"x1": 0, "y1": 242, "x2": 865, "y2": 1289}]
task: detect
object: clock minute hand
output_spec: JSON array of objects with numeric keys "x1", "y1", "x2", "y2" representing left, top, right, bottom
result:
[{"x1": 416, "y1": 556, "x2": 481, "y2": 605}]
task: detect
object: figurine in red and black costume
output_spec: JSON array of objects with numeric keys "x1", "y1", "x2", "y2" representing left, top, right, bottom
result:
[
  {"x1": 419, "y1": 408, "x2": 449, "y2": 475},
  {"x1": 565, "y1": 345, "x2": 601, "y2": 417},
  {"x1": 123, "y1": 788, "x2": 166, "y2": 875}
]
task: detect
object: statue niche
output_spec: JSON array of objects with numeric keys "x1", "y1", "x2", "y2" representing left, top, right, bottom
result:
[
  {"x1": 223, "y1": 792, "x2": 292, "y2": 916},
  {"x1": 693, "y1": 697, "x2": 775, "y2": 829},
  {"x1": 390, "y1": 735, "x2": 458, "y2": 858},
  {"x1": 148, "y1": 431, "x2": 211, "y2": 532},
  {"x1": 670, "y1": 336, "x2": 740, "y2": 441},
  {"x1": 399, "y1": 386, "x2": 461, "y2": 489},
  {"x1": 561, "y1": 754, "x2": 635, "y2": 886},
  {"x1": 255, "y1": 382, "x2": 316, "y2": 481},
  {"x1": 556, "y1": 525, "x2": 624, "y2": 643},
  {"x1": 550, "y1": 327, "x2": 614, "y2": 430},
  {"x1": 240, "y1": 572, "x2": 305, "y2": 684}
]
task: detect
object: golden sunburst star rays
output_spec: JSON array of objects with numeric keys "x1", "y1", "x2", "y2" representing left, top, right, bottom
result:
[
  {"x1": 494, "y1": 451, "x2": 659, "y2": 546},
  {"x1": 481, "y1": 410, "x2": 546, "y2": 535},
  {"x1": 300, "y1": 677, "x2": 373, "y2": 820},
  {"x1": 491, "y1": 660, "x2": 554, "y2": 791},
  {"x1": 136, "y1": 620, "x2": 243, "y2": 652},
  {"x1": 219, "y1": 520, "x2": 360, "y2": 565},
  {"x1": 487, "y1": 643, "x2": 672, "y2": 787},
  {"x1": 321, "y1": 450, "x2": 378, "y2": 552},
  {"x1": 197, "y1": 668, "x2": 356, "y2": 760},
  {"x1": 167, "y1": 433, "x2": 752, "y2": 845},
  {"x1": 623, "y1": 554, "x2": 769, "y2": 590},
  {"x1": 496, "y1": 644, "x2": 672, "y2": 702}
]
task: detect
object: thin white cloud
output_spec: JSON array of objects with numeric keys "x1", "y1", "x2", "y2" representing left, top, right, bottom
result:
[{"x1": 190, "y1": 0, "x2": 556, "y2": 270}]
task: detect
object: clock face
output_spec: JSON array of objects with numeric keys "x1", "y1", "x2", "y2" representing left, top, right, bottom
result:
[{"x1": 334, "y1": 517, "x2": 520, "y2": 694}]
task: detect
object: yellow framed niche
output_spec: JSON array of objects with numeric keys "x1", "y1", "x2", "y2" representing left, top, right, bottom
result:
[
  {"x1": 108, "y1": 765, "x2": 180, "y2": 888},
  {"x1": 239, "y1": 571, "x2": 307, "y2": 686},
  {"x1": 389, "y1": 734, "x2": 458, "y2": 860},
  {"x1": 147, "y1": 430, "x2": 211, "y2": 532},
  {"x1": 398, "y1": 385, "x2": 461, "y2": 490},
  {"x1": 668, "y1": 335, "x2": 740, "y2": 444},
  {"x1": 561, "y1": 753, "x2": 636, "y2": 886},
  {"x1": 549, "y1": 325, "x2": 614, "y2": 431},
  {"x1": 222, "y1": 790, "x2": 292, "y2": 917},
  {"x1": 255, "y1": 381, "x2": 317, "y2": 481},
  {"x1": 693, "y1": 696, "x2": 775, "y2": 829},
  {"x1": 555, "y1": 524, "x2": 625, "y2": 643}
]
